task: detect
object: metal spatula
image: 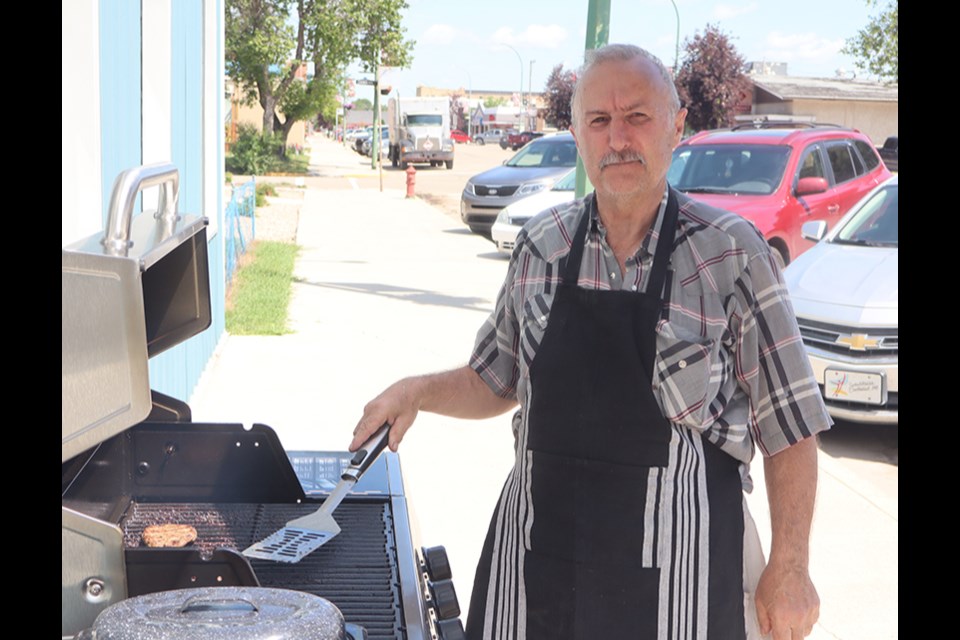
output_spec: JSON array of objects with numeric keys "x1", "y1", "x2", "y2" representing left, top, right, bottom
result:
[{"x1": 243, "y1": 423, "x2": 391, "y2": 563}]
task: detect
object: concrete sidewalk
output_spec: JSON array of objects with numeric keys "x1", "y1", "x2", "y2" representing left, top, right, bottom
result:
[{"x1": 191, "y1": 136, "x2": 898, "y2": 638}]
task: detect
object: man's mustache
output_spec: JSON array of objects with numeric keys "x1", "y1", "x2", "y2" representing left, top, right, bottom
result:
[{"x1": 599, "y1": 150, "x2": 645, "y2": 169}]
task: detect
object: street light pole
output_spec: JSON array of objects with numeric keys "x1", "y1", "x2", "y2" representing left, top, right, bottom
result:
[
  {"x1": 500, "y1": 43, "x2": 523, "y2": 131},
  {"x1": 529, "y1": 59, "x2": 535, "y2": 130},
  {"x1": 669, "y1": 0, "x2": 680, "y2": 72}
]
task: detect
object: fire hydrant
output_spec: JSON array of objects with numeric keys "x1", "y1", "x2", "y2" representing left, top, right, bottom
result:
[{"x1": 405, "y1": 164, "x2": 417, "y2": 198}]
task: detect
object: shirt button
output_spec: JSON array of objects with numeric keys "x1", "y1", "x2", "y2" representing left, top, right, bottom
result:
[
  {"x1": 540, "y1": 315, "x2": 546, "y2": 322},
  {"x1": 632, "y1": 285, "x2": 638, "y2": 291},
  {"x1": 678, "y1": 359, "x2": 687, "y2": 369},
  {"x1": 610, "y1": 272, "x2": 617, "y2": 279}
]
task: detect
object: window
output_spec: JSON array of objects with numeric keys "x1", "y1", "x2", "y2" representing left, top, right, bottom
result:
[
  {"x1": 853, "y1": 140, "x2": 882, "y2": 171},
  {"x1": 826, "y1": 142, "x2": 858, "y2": 184},
  {"x1": 797, "y1": 146, "x2": 827, "y2": 181}
]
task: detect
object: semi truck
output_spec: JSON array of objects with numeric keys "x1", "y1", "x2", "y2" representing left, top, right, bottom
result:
[{"x1": 387, "y1": 97, "x2": 455, "y2": 169}]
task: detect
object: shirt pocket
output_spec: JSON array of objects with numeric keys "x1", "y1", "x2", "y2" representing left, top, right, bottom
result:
[{"x1": 653, "y1": 322, "x2": 723, "y2": 431}]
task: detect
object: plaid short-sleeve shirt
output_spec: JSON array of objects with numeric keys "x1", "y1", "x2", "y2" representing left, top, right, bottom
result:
[{"x1": 469, "y1": 188, "x2": 831, "y2": 466}]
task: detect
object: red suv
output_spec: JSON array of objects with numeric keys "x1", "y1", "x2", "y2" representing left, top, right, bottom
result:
[{"x1": 668, "y1": 124, "x2": 891, "y2": 267}]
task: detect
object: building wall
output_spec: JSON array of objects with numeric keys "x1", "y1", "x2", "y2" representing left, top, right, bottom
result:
[
  {"x1": 753, "y1": 98, "x2": 898, "y2": 145},
  {"x1": 62, "y1": 0, "x2": 225, "y2": 402}
]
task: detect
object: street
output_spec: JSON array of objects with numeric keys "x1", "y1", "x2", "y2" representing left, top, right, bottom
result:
[{"x1": 194, "y1": 136, "x2": 898, "y2": 639}]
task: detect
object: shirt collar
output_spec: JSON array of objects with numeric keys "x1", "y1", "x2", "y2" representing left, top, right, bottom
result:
[{"x1": 589, "y1": 187, "x2": 670, "y2": 261}]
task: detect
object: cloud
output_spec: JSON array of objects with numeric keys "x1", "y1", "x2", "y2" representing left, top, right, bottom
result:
[
  {"x1": 712, "y1": 2, "x2": 759, "y2": 20},
  {"x1": 491, "y1": 24, "x2": 568, "y2": 49},
  {"x1": 421, "y1": 24, "x2": 462, "y2": 46},
  {"x1": 761, "y1": 31, "x2": 845, "y2": 62}
]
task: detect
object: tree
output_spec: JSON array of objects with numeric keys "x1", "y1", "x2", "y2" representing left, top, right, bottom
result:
[
  {"x1": 353, "y1": 98, "x2": 373, "y2": 110},
  {"x1": 483, "y1": 96, "x2": 508, "y2": 108},
  {"x1": 226, "y1": 0, "x2": 413, "y2": 153},
  {"x1": 543, "y1": 64, "x2": 576, "y2": 130},
  {"x1": 675, "y1": 25, "x2": 751, "y2": 132},
  {"x1": 842, "y1": 0, "x2": 898, "y2": 82}
]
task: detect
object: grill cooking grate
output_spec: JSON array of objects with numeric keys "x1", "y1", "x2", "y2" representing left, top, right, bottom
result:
[{"x1": 123, "y1": 501, "x2": 405, "y2": 639}]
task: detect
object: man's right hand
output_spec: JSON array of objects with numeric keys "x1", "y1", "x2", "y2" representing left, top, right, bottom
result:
[
  {"x1": 352, "y1": 377, "x2": 424, "y2": 453},
  {"x1": 351, "y1": 366, "x2": 518, "y2": 454}
]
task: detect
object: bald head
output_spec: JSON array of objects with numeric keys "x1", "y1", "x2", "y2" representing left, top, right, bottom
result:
[{"x1": 571, "y1": 44, "x2": 680, "y2": 129}]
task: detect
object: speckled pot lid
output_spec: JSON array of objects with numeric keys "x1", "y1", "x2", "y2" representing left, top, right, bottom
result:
[{"x1": 81, "y1": 587, "x2": 344, "y2": 640}]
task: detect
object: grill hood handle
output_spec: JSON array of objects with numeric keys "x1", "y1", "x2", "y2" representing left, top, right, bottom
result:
[{"x1": 103, "y1": 162, "x2": 180, "y2": 256}]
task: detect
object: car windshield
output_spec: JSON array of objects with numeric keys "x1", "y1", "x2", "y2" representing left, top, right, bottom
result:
[
  {"x1": 669, "y1": 145, "x2": 791, "y2": 195},
  {"x1": 506, "y1": 138, "x2": 578, "y2": 168},
  {"x1": 834, "y1": 184, "x2": 898, "y2": 247}
]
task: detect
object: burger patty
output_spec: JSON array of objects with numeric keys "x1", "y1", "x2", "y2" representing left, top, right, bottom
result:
[{"x1": 142, "y1": 523, "x2": 198, "y2": 548}]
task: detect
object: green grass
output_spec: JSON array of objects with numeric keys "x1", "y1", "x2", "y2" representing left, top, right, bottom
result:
[
  {"x1": 271, "y1": 152, "x2": 310, "y2": 174},
  {"x1": 226, "y1": 241, "x2": 300, "y2": 335}
]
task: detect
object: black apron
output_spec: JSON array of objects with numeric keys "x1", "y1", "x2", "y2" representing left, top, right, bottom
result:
[{"x1": 467, "y1": 191, "x2": 746, "y2": 640}]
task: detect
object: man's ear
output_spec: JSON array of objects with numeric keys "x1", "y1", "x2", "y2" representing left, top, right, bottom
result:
[
  {"x1": 673, "y1": 108, "x2": 688, "y2": 146},
  {"x1": 569, "y1": 123, "x2": 580, "y2": 151}
]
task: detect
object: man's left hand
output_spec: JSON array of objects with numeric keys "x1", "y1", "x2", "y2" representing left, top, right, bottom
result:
[{"x1": 755, "y1": 560, "x2": 819, "y2": 639}]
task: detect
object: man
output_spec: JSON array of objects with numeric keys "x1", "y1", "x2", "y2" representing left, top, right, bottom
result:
[{"x1": 352, "y1": 44, "x2": 830, "y2": 640}]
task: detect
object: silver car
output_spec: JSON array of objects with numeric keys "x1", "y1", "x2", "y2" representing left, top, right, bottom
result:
[
  {"x1": 783, "y1": 176, "x2": 898, "y2": 424},
  {"x1": 491, "y1": 169, "x2": 578, "y2": 254},
  {"x1": 473, "y1": 129, "x2": 509, "y2": 146},
  {"x1": 460, "y1": 133, "x2": 579, "y2": 236}
]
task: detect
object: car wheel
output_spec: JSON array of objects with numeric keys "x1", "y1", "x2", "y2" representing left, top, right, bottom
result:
[
  {"x1": 445, "y1": 160, "x2": 453, "y2": 170},
  {"x1": 476, "y1": 138, "x2": 485, "y2": 146},
  {"x1": 769, "y1": 243, "x2": 788, "y2": 272}
]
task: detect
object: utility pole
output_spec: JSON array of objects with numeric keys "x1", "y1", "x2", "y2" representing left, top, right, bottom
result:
[
  {"x1": 575, "y1": 0, "x2": 610, "y2": 199},
  {"x1": 529, "y1": 59, "x2": 535, "y2": 131}
]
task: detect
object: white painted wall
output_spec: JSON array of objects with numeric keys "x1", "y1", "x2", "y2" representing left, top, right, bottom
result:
[
  {"x1": 62, "y1": 0, "x2": 102, "y2": 246},
  {"x1": 141, "y1": 0, "x2": 172, "y2": 214}
]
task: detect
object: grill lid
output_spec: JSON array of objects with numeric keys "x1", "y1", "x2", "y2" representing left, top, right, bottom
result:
[{"x1": 62, "y1": 163, "x2": 211, "y2": 462}]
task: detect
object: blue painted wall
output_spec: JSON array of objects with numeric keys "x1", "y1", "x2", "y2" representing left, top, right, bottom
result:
[
  {"x1": 150, "y1": 0, "x2": 225, "y2": 401},
  {"x1": 99, "y1": 0, "x2": 141, "y2": 224}
]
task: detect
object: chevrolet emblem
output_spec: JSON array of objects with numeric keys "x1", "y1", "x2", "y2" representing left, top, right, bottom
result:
[{"x1": 836, "y1": 334, "x2": 880, "y2": 351}]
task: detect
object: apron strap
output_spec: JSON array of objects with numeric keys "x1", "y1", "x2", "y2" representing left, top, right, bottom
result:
[
  {"x1": 561, "y1": 189, "x2": 681, "y2": 297},
  {"x1": 562, "y1": 193, "x2": 594, "y2": 285},
  {"x1": 646, "y1": 187, "x2": 680, "y2": 299}
]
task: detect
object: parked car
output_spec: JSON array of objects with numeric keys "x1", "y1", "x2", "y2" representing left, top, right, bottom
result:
[
  {"x1": 355, "y1": 126, "x2": 389, "y2": 154},
  {"x1": 783, "y1": 176, "x2": 898, "y2": 424},
  {"x1": 461, "y1": 133, "x2": 579, "y2": 236},
  {"x1": 451, "y1": 129, "x2": 470, "y2": 144},
  {"x1": 878, "y1": 135, "x2": 898, "y2": 172},
  {"x1": 360, "y1": 129, "x2": 389, "y2": 157},
  {"x1": 491, "y1": 169, "x2": 578, "y2": 254},
  {"x1": 507, "y1": 131, "x2": 545, "y2": 151},
  {"x1": 669, "y1": 124, "x2": 891, "y2": 267},
  {"x1": 474, "y1": 129, "x2": 509, "y2": 146},
  {"x1": 344, "y1": 126, "x2": 371, "y2": 143}
]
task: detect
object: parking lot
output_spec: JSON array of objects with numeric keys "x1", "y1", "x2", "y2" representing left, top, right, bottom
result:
[{"x1": 201, "y1": 135, "x2": 898, "y2": 639}]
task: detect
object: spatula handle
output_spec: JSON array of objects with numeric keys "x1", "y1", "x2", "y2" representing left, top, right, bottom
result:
[{"x1": 342, "y1": 422, "x2": 391, "y2": 482}]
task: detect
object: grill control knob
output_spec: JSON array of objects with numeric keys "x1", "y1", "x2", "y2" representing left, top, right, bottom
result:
[
  {"x1": 436, "y1": 618, "x2": 466, "y2": 640},
  {"x1": 422, "y1": 545, "x2": 452, "y2": 581},
  {"x1": 428, "y1": 579, "x2": 460, "y2": 620}
]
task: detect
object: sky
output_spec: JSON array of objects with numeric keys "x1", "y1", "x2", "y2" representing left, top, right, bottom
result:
[{"x1": 346, "y1": 0, "x2": 884, "y2": 103}]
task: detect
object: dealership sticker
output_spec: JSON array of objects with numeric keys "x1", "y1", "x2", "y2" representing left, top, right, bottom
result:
[{"x1": 824, "y1": 369, "x2": 884, "y2": 405}]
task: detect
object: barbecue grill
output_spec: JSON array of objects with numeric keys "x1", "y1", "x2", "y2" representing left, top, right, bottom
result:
[{"x1": 62, "y1": 164, "x2": 464, "y2": 639}]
